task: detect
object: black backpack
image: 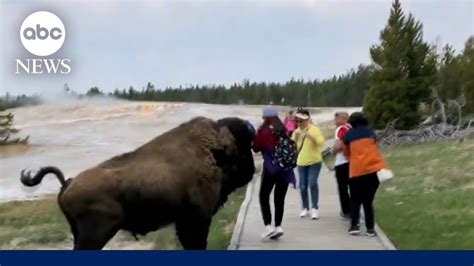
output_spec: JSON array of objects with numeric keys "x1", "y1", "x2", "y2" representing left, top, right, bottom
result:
[{"x1": 272, "y1": 133, "x2": 298, "y2": 171}]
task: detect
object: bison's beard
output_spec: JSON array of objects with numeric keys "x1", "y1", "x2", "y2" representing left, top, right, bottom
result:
[{"x1": 213, "y1": 151, "x2": 255, "y2": 214}]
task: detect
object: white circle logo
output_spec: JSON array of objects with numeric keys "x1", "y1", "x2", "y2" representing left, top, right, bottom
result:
[{"x1": 20, "y1": 11, "x2": 65, "y2": 56}]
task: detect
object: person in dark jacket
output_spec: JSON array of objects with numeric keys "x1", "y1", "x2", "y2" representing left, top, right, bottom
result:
[
  {"x1": 253, "y1": 106, "x2": 296, "y2": 240},
  {"x1": 343, "y1": 112, "x2": 386, "y2": 237}
]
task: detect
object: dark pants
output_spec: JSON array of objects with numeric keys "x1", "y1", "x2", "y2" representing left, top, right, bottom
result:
[
  {"x1": 349, "y1": 172, "x2": 379, "y2": 229},
  {"x1": 335, "y1": 163, "x2": 351, "y2": 216},
  {"x1": 259, "y1": 170, "x2": 289, "y2": 227}
]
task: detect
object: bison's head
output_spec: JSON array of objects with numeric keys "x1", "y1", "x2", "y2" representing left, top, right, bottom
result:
[
  {"x1": 212, "y1": 118, "x2": 256, "y2": 208},
  {"x1": 216, "y1": 118, "x2": 255, "y2": 154}
]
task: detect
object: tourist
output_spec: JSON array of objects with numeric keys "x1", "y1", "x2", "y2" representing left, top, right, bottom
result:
[
  {"x1": 343, "y1": 112, "x2": 386, "y2": 237},
  {"x1": 331, "y1": 112, "x2": 352, "y2": 220},
  {"x1": 292, "y1": 109, "x2": 325, "y2": 220},
  {"x1": 252, "y1": 106, "x2": 296, "y2": 240},
  {"x1": 283, "y1": 110, "x2": 296, "y2": 136}
]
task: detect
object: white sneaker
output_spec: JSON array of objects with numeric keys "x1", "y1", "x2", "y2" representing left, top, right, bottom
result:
[
  {"x1": 299, "y1": 209, "x2": 309, "y2": 218},
  {"x1": 270, "y1": 226, "x2": 284, "y2": 239},
  {"x1": 311, "y1": 208, "x2": 319, "y2": 220},
  {"x1": 261, "y1": 225, "x2": 275, "y2": 240}
]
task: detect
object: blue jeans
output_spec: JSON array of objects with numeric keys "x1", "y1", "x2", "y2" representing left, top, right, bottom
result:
[{"x1": 297, "y1": 162, "x2": 322, "y2": 210}]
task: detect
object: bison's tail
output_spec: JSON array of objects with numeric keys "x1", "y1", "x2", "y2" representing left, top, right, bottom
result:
[{"x1": 20, "y1": 166, "x2": 67, "y2": 188}]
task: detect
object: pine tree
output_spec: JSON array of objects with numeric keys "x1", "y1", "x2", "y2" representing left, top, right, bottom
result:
[
  {"x1": 86, "y1": 86, "x2": 104, "y2": 97},
  {"x1": 461, "y1": 36, "x2": 474, "y2": 114},
  {"x1": 437, "y1": 44, "x2": 463, "y2": 101},
  {"x1": 363, "y1": 0, "x2": 437, "y2": 129},
  {"x1": 0, "y1": 112, "x2": 28, "y2": 145}
]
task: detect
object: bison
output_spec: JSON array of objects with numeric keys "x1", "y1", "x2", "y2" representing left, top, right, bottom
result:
[{"x1": 20, "y1": 117, "x2": 256, "y2": 250}]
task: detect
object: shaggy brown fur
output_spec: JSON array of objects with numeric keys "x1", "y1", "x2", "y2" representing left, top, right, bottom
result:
[{"x1": 20, "y1": 117, "x2": 255, "y2": 250}]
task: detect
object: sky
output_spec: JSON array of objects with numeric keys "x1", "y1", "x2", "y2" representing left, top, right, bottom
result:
[{"x1": 0, "y1": 0, "x2": 473, "y2": 95}]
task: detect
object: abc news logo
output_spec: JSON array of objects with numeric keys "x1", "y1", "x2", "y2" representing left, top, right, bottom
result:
[
  {"x1": 23, "y1": 24, "x2": 63, "y2": 41},
  {"x1": 16, "y1": 11, "x2": 71, "y2": 74}
]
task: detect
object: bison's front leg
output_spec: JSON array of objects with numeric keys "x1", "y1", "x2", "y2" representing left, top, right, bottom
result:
[{"x1": 175, "y1": 215, "x2": 212, "y2": 250}]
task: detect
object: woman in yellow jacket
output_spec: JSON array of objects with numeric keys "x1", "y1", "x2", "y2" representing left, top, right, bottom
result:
[{"x1": 292, "y1": 109, "x2": 325, "y2": 220}]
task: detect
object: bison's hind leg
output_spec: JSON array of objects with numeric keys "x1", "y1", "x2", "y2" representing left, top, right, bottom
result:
[
  {"x1": 73, "y1": 211, "x2": 122, "y2": 250},
  {"x1": 175, "y1": 215, "x2": 212, "y2": 250},
  {"x1": 63, "y1": 213, "x2": 79, "y2": 247}
]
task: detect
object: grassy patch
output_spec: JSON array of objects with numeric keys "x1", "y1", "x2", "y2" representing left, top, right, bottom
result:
[
  {"x1": 0, "y1": 198, "x2": 70, "y2": 248},
  {"x1": 0, "y1": 188, "x2": 246, "y2": 250},
  {"x1": 376, "y1": 138, "x2": 474, "y2": 249}
]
